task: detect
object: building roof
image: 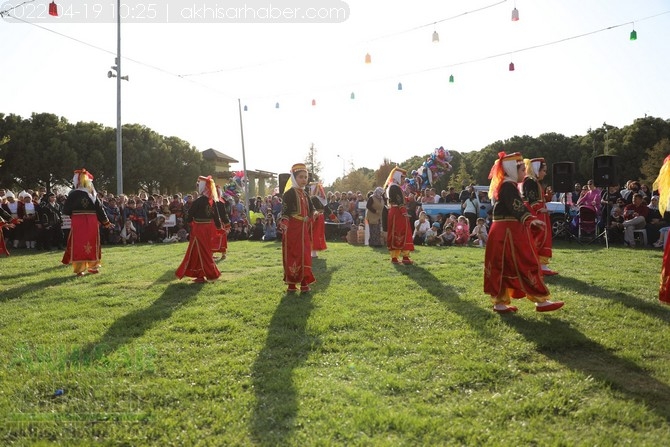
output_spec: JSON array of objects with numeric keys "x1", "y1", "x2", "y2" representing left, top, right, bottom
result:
[{"x1": 202, "y1": 148, "x2": 238, "y2": 163}]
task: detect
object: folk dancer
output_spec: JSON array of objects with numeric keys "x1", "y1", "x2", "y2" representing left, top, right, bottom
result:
[
  {"x1": 176, "y1": 175, "x2": 222, "y2": 283},
  {"x1": 279, "y1": 163, "x2": 316, "y2": 293},
  {"x1": 522, "y1": 157, "x2": 557, "y2": 275},
  {"x1": 384, "y1": 167, "x2": 414, "y2": 265},
  {"x1": 484, "y1": 152, "x2": 564, "y2": 313},
  {"x1": 61, "y1": 169, "x2": 113, "y2": 276}
]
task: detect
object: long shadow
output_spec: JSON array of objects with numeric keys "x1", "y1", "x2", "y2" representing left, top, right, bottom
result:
[
  {"x1": 401, "y1": 264, "x2": 670, "y2": 423},
  {"x1": 549, "y1": 275, "x2": 670, "y2": 323},
  {"x1": 250, "y1": 262, "x2": 334, "y2": 446},
  {"x1": 1, "y1": 263, "x2": 63, "y2": 282},
  {"x1": 66, "y1": 282, "x2": 201, "y2": 366},
  {"x1": 1, "y1": 275, "x2": 73, "y2": 303}
]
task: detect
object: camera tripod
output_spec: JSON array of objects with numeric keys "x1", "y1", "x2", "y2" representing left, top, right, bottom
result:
[
  {"x1": 589, "y1": 204, "x2": 610, "y2": 248},
  {"x1": 553, "y1": 196, "x2": 579, "y2": 243}
]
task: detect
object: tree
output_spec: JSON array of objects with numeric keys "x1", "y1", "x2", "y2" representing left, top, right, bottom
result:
[
  {"x1": 640, "y1": 138, "x2": 670, "y2": 185},
  {"x1": 304, "y1": 143, "x2": 323, "y2": 182}
]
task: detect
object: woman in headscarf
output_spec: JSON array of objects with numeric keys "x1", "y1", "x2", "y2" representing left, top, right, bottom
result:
[
  {"x1": 653, "y1": 155, "x2": 670, "y2": 305},
  {"x1": 279, "y1": 163, "x2": 315, "y2": 293},
  {"x1": 484, "y1": 152, "x2": 564, "y2": 313},
  {"x1": 522, "y1": 157, "x2": 557, "y2": 275},
  {"x1": 61, "y1": 169, "x2": 113, "y2": 276},
  {"x1": 176, "y1": 175, "x2": 222, "y2": 283},
  {"x1": 366, "y1": 186, "x2": 385, "y2": 247}
]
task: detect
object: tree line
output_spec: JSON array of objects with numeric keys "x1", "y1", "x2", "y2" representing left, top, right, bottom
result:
[{"x1": 2, "y1": 112, "x2": 669, "y2": 197}]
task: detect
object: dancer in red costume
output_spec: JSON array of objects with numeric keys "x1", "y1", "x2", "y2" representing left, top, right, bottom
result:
[
  {"x1": 211, "y1": 185, "x2": 231, "y2": 261},
  {"x1": 176, "y1": 175, "x2": 222, "y2": 283},
  {"x1": 522, "y1": 157, "x2": 557, "y2": 275},
  {"x1": 654, "y1": 155, "x2": 670, "y2": 305},
  {"x1": 61, "y1": 169, "x2": 113, "y2": 276},
  {"x1": 484, "y1": 152, "x2": 564, "y2": 313},
  {"x1": 0, "y1": 205, "x2": 19, "y2": 256},
  {"x1": 280, "y1": 163, "x2": 315, "y2": 293},
  {"x1": 310, "y1": 193, "x2": 327, "y2": 258},
  {"x1": 384, "y1": 167, "x2": 414, "y2": 265}
]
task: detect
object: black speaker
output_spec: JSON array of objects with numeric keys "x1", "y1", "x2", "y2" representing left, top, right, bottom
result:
[
  {"x1": 592, "y1": 155, "x2": 617, "y2": 187},
  {"x1": 278, "y1": 173, "x2": 290, "y2": 197},
  {"x1": 552, "y1": 162, "x2": 575, "y2": 193}
]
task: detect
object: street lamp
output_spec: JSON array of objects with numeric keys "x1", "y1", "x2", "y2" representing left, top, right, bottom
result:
[
  {"x1": 336, "y1": 155, "x2": 345, "y2": 178},
  {"x1": 106, "y1": 0, "x2": 128, "y2": 195}
]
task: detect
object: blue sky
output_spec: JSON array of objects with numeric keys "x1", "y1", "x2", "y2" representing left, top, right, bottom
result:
[{"x1": 2, "y1": 0, "x2": 670, "y2": 184}]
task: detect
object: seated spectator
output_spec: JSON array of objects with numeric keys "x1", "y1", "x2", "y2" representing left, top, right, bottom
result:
[
  {"x1": 263, "y1": 213, "x2": 277, "y2": 241},
  {"x1": 438, "y1": 224, "x2": 456, "y2": 246},
  {"x1": 413, "y1": 211, "x2": 430, "y2": 245},
  {"x1": 248, "y1": 217, "x2": 265, "y2": 241},
  {"x1": 454, "y1": 216, "x2": 470, "y2": 246},
  {"x1": 645, "y1": 195, "x2": 668, "y2": 245},
  {"x1": 120, "y1": 221, "x2": 138, "y2": 245},
  {"x1": 470, "y1": 217, "x2": 488, "y2": 247},
  {"x1": 425, "y1": 222, "x2": 440, "y2": 246},
  {"x1": 169, "y1": 194, "x2": 184, "y2": 219},
  {"x1": 176, "y1": 219, "x2": 189, "y2": 242},
  {"x1": 145, "y1": 215, "x2": 167, "y2": 243},
  {"x1": 622, "y1": 193, "x2": 649, "y2": 246}
]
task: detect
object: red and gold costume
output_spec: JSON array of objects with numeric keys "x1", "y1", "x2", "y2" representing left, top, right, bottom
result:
[
  {"x1": 176, "y1": 176, "x2": 221, "y2": 282},
  {"x1": 484, "y1": 152, "x2": 563, "y2": 313},
  {"x1": 310, "y1": 194, "x2": 327, "y2": 252},
  {"x1": 281, "y1": 164, "x2": 316, "y2": 291},
  {"x1": 0, "y1": 206, "x2": 17, "y2": 256},
  {"x1": 61, "y1": 169, "x2": 112, "y2": 275},
  {"x1": 654, "y1": 155, "x2": 670, "y2": 305},
  {"x1": 385, "y1": 167, "x2": 414, "y2": 264},
  {"x1": 522, "y1": 157, "x2": 555, "y2": 274},
  {"x1": 210, "y1": 187, "x2": 231, "y2": 259}
]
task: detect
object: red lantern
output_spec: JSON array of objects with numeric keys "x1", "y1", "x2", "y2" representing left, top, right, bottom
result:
[
  {"x1": 49, "y1": 1, "x2": 58, "y2": 17},
  {"x1": 509, "y1": 62, "x2": 515, "y2": 71},
  {"x1": 312, "y1": 99, "x2": 316, "y2": 106}
]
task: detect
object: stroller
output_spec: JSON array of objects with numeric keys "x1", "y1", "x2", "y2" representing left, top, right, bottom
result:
[{"x1": 578, "y1": 206, "x2": 598, "y2": 242}]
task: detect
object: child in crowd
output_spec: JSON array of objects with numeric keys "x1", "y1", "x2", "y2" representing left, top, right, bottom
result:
[
  {"x1": 438, "y1": 224, "x2": 456, "y2": 246},
  {"x1": 249, "y1": 217, "x2": 265, "y2": 241},
  {"x1": 470, "y1": 217, "x2": 488, "y2": 247},
  {"x1": 425, "y1": 222, "x2": 440, "y2": 246},
  {"x1": 120, "y1": 220, "x2": 138, "y2": 245},
  {"x1": 454, "y1": 216, "x2": 470, "y2": 246},
  {"x1": 263, "y1": 213, "x2": 277, "y2": 241}
]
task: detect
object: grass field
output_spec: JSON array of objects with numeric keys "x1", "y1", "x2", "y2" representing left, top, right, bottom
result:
[{"x1": 1, "y1": 239, "x2": 670, "y2": 446}]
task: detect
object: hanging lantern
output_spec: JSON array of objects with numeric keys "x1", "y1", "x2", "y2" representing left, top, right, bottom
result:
[
  {"x1": 509, "y1": 62, "x2": 515, "y2": 71},
  {"x1": 275, "y1": 102, "x2": 280, "y2": 109},
  {"x1": 365, "y1": 53, "x2": 371, "y2": 64},
  {"x1": 630, "y1": 29, "x2": 637, "y2": 41},
  {"x1": 311, "y1": 99, "x2": 316, "y2": 106},
  {"x1": 449, "y1": 74, "x2": 454, "y2": 83},
  {"x1": 511, "y1": 7, "x2": 519, "y2": 21},
  {"x1": 243, "y1": 105, "x2": 248, "y2": 111},
  {"x1": 350, "y1": 92, "x2": 355, "y2": 100},
  {"x1": 397, "y1": 82, "x2": 403, "y2": 91},
  {"x1": 49, "y1": 1, "x2": 58, "y2": 16},
  {"x1": 432, "y1": 31, "x2": 439, "y2": 43}
]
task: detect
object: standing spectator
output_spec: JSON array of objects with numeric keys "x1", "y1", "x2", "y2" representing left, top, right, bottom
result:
[
  {"x1": 365, "y1": 187, "x2": 385, "y2": 247},
  {"x1": 62, "y1": 169, "x2": 113, "y2": 276},
  {"x1": 279, "y1": 163, "x2": 316, "y2": 293},
  {"x1": 17, "y1": 192, "x2": 39, "y2": 249},
  {"x1": 483, "y1": 152, "x2": 563, "y2": 313},
  {"x1": 176, "y1": 175, "x2": 222, "y2": 283},
  {"x1": 461, "y1": 189, "x2": 480, "y2": 232},
  {"x1": 38, "y1": 192, "x2": 64, "y2": 250}
]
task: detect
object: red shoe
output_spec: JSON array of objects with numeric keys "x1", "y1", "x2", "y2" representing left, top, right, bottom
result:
[
  {"x1": 493, "y1": 305, "x2": 518, "y2": 314},
  {"x1": 542, "y1": 269, "x2": 559, "y2": 276},
  {"x1": 402, "y1": 257, "x2": 414, "y2": 265},
  {"x1": 87, "y1": 269, "x2": 99, "y2": 274},
  {"x1": 391, "y1": 258, "x2": 400, "y2": 264},
  {"x1": 76, "y1": 272, "x2": 85, "y2": 277},
  {"x1": 193, "y1": 277, "x2": 206, "y2": 283},
  {"x1": 536, "y1": 301, "x2": 564, "y2": 312},
  {"x1": 300, "y1": 285, "x2": 311, "y2": 293},
  {"x1": 287, "y1": 285, "x2": 298, "y2": 293}
]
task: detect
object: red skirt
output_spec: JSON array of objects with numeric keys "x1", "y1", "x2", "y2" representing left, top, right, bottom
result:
[
  {"x1": 659, "y1": 241, "x2": 670, "y2": 305},
  {"x1": 386, "y1": 206, "x2": 414, "y2": 251},
  {"x1": 526, "y1": 203, "x2": 553, "y2": 260},
  {"x1": 62, "y1": 214, "x2": 102, "y2": 265},
  {"x1": 176, "y1": 221, "x2": 220, "y2": 280},
  {"x1": 311, "y1": 213, "x2": 327, "y2": 251},
  {"x1": 211, "y1": 224, "x2": 228, "y2": 254},
  {"x1": 0, "y1": 223, "x2": 9, "y2": 256},
  {"x1": 484, "y1": 219, "x2": 549, "y2": 299},
  {"x1": 282, "y1": 216, "x2": 315, "y2": 286}
]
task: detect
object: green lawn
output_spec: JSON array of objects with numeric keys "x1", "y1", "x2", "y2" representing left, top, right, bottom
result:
[{"x1": 1, "y1": 240, "x2": 669, "y2": 446}]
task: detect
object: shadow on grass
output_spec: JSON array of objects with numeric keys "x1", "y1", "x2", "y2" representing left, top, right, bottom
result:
[
  {"x1": 550, "y1": 275, "x2": 670, "y2": 323},
  {"x1": 0, "y1": 274, "x2": 73, "y2": 303},
  {"x1": 66, "y1": 282, "x2": 202, "y2": 366},
  {"x1": 403, "y1": 264, "x2": 670, "y2": 423},
  {"x1": 250, "y1": 261, "x2": 334, "y2": 446}
]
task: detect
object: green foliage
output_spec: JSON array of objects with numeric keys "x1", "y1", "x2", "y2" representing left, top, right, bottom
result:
[{"x1": 1, "y1": 242, "x2": 670, "y2": 445}]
